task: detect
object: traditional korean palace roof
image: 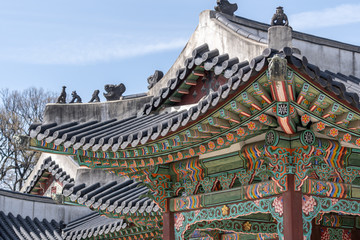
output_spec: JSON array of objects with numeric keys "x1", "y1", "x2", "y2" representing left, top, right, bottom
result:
[
  {"x1": 62, "y1": 179, "x2": 160, "y2": 218},
  {"x1": 24, "y1": 4, "x2": 360, "y2": 239},
  {"x1": 0, "y1": 211, "x2": 63, "y2": 240},
  {"x1": 29, "y1": 45, "x2": 360, "y2": 162},
  {"x1": 25, "y1": 157, "x2": 75, "y2": 194},
  {"x1": 61, "y1": 212, "x2": 126, "y2": 240}
]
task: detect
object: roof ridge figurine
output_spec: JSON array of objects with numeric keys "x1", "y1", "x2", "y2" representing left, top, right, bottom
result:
[
  {"x1": 103, "y1": 83, "x2": 126, "y2": 101},
  {"x1": 69, "y1": 90, "x2": 82, "y2": 103},
  {"x1": 271, "y1": 6, "x2": 289, "y2": 26},
  {"x1": 89, "y1": 89, "x2": 100, "y2": 103},
  {"x1": 56, "y1": 86, "x2": 67, "y2": 103},
  {"x1": 147, "y1": 70, "x2": 164, "y2": 90},
  {"x1": 214, "y1": 0, "x2": 238, "y2": 16}
]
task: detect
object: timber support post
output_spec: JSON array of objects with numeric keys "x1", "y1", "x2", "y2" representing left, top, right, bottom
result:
[
  {"x1": 163, "y1": 199, "x2": 175, "y2": 240},
  {"x1": 283, "y1": 174, "x2": 304, "y2": 240}
]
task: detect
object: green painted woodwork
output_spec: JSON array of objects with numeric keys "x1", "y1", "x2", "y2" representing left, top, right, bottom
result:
[
  {"x1": 203, "y1": 188, "x2": 241, "y2": 206},
  {"x1": 202, "y1": 152, "x2": 244, "y2": 175},
  {"x1": 352, "y1": 186, "x2": 360, "y2": 199}
]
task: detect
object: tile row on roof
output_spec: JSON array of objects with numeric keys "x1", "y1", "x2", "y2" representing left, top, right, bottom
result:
[
  {"x1": 24, "y1": 157, "x2": 75, "y2": 194},
  {"x1": 0, "y1": 211, "x2": 62, "y2": 240},
  {"x1": 62, "y1": 179, "x2": 159, "y2": 215},
  {"x1": 29, "y1": 46, "x2": 360, "y2": 153},
  {"x1": 62, "y1": 212, "x2": 126, "y2": 240}
]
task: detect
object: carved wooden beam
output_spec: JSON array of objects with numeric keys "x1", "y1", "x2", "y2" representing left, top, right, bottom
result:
[
  {"x1": 197, "y1": 123, "x2": 221, "y2": 133},
  {"x1": 241, "y1": 92, "x2": 262, "y2": 111},
  {"x1": 253, "y1": 82, "x2": 272, "y2": 104},
  {"x1": 208, "y1": 117, "x2": 231, "y2": 129},
  {"x1": 185, "y1": 79, "x2": 197, "y2": 86},
  {"x1": 219, "y1": 109, "x2": 241, "y2": 124},
  {"x1": 169, "y1": 96, "x2": 181, "y2": 103},
  {"x1": 192, "y1": 70, "x2": 205, "y2": 77},
  {"x1": 322, "y1": 103, "x2": 340, "y2": 118},
  {"x1": 296, "y1": 83, "x2": 310, "y2": 104},
  {"x1": 348, "y1": 120, "x2": 360, "y2": 130},
  {"x1": 335, "y1": 112, "x2": 354, "y2": 125},
  {"x1": 309, "y1": 93, "x2": 326, "y2": 112},
  {"x1": 230, "y1": 100, "x2": 251, "y2": 117},
  {"x1": 185, "y1": 129, "x2": 212, "y2": 139},
  {"x1": 175, "y1": 134, "x2": 202, "y2": 143},
  {"x1": 177, "y1": 88, "x2": 189, "y2": 94}
]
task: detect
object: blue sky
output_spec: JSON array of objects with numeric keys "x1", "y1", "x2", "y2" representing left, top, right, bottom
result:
[{"x1": 0, "y1": 0, "x2": 360, "y2": 101}]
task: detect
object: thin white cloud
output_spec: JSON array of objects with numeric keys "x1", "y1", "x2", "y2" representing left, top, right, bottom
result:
[
  {"x1": 290, "y1": 4, "x2": 360, "y2": 30},
  {"x1": 0, "y1": 38, "x2": 187, "y2": 65}
]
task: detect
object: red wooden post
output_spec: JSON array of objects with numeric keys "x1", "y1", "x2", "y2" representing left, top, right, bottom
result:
[
  {"x1": 163, "y1": 199, "x2": 175, "y2": 240},
  {"x1": 311, "y1": 223, "x2": 321, "y2": 240},
  {"x1": 282, "y1": 174, "x2": 304, "y2": 240}
]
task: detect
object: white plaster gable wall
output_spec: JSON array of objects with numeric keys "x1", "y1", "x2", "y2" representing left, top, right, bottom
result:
[{"x1": 0, "y1": 192, "x2": 92, "y2": 223}]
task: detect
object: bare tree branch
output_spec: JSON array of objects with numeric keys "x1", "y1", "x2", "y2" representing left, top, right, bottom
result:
[{"x1": 0, "y1": 87, "x2": 56, "y2": 191}]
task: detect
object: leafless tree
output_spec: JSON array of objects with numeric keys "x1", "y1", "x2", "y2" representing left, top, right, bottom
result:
[{"x1": 0, "y1": 88, "x2": 56, "y2": 191}]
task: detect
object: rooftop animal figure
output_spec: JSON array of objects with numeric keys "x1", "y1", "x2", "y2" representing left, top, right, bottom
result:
[
  {"x1": 214, "y1": 0, "x2": 238, "y2": 15},
  {"x1": 271, "y1": 6, "x2": 289, "y2": 26},
  {"x1": 56, "y1": 86, "x2": 67, "y2": 103},
  {"x1": 69, "y1": 91, "x2": 82, "y2": 103},
  {"x1": 89, "y1": 90, "x2": 100, "y2": 103},
  {"x1": 103, "y1": 83, "x2": 126, "y2": 101}
]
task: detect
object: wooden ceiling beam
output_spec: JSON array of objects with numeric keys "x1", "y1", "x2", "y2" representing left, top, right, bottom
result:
[
  {"x1": 296, "y1": 83, "x2": 310, "y2": 105},
  {"x1": 192, "y1": 70, "x2": 205, "y2": 77},
  {"x1": 322, "y1": 103, "x2": 340, "y2": 118},
  {"x1": 230, "y1": 100, "x2": 251, "y2": 117},
  {"x1": 241, "y1": 92, "x2": 262, "y2": 111},
  {"x1": 177, "y1": 88, "x2": 189, "y2": 94},
  {"x1": 309, "y1": 93, "x2": 326, "y2": 112},
  {"x1": 348, "y1": 120, "x2": 360, "y2": 130},
  {"x1": 185, "y1": 79, "x2": 197, "y2": 86},
  {"x1": 253, "y1": 82, "x2": 272, "y2": 104},
  {"x1": 335, "y1": 112, "x2": 354, "y2": 125},
  {"x1": 169, "y1": 96, "x2": 181, "y2": 103},
  {"x1": 208, "y1": 117, "x2": 231, "y2": 129},
  {"x1": 185, "y1": 129, "x2": 212, "y2": 138},
  {"x1": 219, "y1": 109, "x2": 241, "y2": 124},
  {"x1": 197, "y1": 123, "x2": 221, "y2": 134}
]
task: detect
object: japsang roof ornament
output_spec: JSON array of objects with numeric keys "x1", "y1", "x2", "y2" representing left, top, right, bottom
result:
[
  {"x1": 56, "y1": 86, "x2": 67, "y2": 103},
  {"x1": 214, "y1": 0, "x2": 238, "y2": 16},
  {"x1": 148, "y1": 70, "x2": 164, "y2": 90},
  {"x1": 271, "y1": 6, "x2": 289, "y2": 26},
  {"x1": 103, "y1": 83, "x2": 126, "y2": 101}
]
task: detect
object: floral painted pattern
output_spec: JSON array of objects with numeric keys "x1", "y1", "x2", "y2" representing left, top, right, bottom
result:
[
  {"x1": 226, "y1": 133, "x2": 234, "y2": 141},
  {"x1": 342, "y1": 133, "x2": 351, "y2": 143},
  {"x1": 236, "y1": 127, "x2": 245, "y2": 136},
  {"x1": 222, "y1": 205, "x2": 230, "y2": 216},
  {"x1": 217, "y1": 137, "x2": 224, "y2": 146},
  {"x1": 301, "y1": 114, "x2": 310, "y2": 125},
  {"x1": 302, "y1": 195, "x2": 316, "y2": 216},
  {"x1": 175, "y1": 213, "x2": 184, "y2": 231},
  {"x1": 329, "y1": 128, "x2": 338, "y2": 137},
  {"x1": 208, "y1": 141, "x2": 215, "y2": 150},
  {"x1": 272, "y1": 196, "x2": 283, "y2": 216}
]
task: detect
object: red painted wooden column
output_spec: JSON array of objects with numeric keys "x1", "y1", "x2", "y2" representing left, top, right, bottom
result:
[
  {"x1": 352, "y1": 228, "x2": 360, "y2": 239},
  {"x1": 282, "y1": 174, "x2": 304, "y2": 240},
  {"x1": 311, "y1": 223, "x2": 321, "y2": 240},
  {"x1": 163, "y1": 199, "x2": 175, "y2": 240}
]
